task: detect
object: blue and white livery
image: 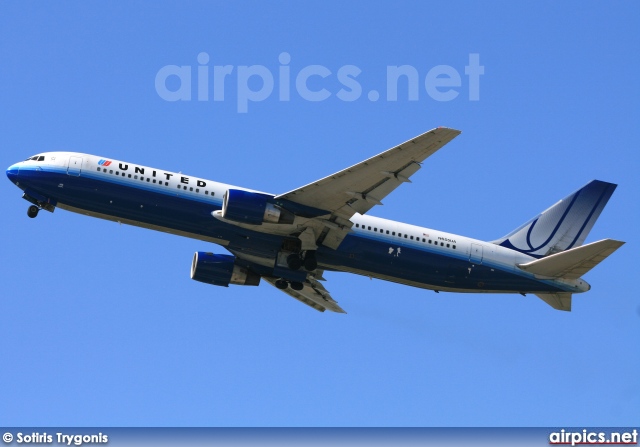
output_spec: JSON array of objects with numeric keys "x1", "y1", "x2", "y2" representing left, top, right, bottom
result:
[{"x1": 6, "y1": 128, "x2": 624, "y2": 313}]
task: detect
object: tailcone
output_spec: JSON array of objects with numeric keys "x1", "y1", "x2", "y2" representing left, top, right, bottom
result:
[{"x1": 576, "y1": 278, "x2": 591, "y2": 293}]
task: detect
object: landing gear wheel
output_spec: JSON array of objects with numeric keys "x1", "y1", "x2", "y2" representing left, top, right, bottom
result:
[
  {"x1": 290, "y1": 281, "x2": 304, "y2": 291},
  {"x1": 27, "y1": 205, "x2": 39, "y2": 218},
  {"x1": 286, "y1": 253, "x2": 303, "y2": 270},
  {"x1": 303, "y1": 251, "x2": 317, "y2": 271},
  {"x1": 275, "y1": 279, "x2": 289, "y2": 290}
]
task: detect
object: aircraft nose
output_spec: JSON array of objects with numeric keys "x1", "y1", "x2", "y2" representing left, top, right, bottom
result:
[{"x1": 6, "y1": 163, "x2": 20, "y2": 183}]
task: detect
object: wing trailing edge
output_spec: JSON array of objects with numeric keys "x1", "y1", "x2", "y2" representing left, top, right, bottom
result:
[{"x1": 263, "y1": 275, "x2": 346, "y2": 313}]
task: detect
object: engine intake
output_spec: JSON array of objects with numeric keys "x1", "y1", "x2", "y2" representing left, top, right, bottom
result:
[
  {"x1": 190, "y1": 252, "x2": 260, "y2": 287},
  {"x1": 222, "y1": 189, "x2": 294, "y2": 225}
]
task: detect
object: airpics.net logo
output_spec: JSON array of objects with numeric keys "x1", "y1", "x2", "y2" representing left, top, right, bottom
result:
[{"x1": 155, "y1": 52, "x2": 484, "y2": 113}]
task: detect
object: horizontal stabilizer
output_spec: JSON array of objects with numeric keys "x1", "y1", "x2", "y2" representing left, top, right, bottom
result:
[
  {"x1": 517, "y1": 239, "x2": 624, "y2": 279},
  {"x1": 535, "y1": 293, "x2": 572, "y2": 311}
]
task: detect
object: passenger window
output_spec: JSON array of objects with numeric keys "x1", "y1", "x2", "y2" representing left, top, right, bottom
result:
[
  {"x1": 205, "y1": 191, "x2": 209, "y2": 195},
  {"x1": 386, "y1": 230, "x2": 389, "y2": 234},
  {"x1": 428, "y1": 240, "x2": 432, "y2": 244},
  {"x1": 440, "y1": 242, "x2": 444, "y2": 246},
  {"x1": 446, "y1": 243, "x2": 450, "y2": 248},
  {"x1": 453, "y1": 245, "x2": 456, "y2": 249},
  {"x1": 404, "y1": 234, "x2": 407, "y2": 239},
  {"x1": 128, "y1": 174, "x2": 131, "y2": 178},
  {"x1": 410, "y1": 236, "x2": 414, "y2": 240}
]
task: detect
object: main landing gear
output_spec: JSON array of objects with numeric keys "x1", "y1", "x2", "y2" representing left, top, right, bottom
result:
[
  {"x1": 275, "y1": 279, "x2": 304, "y2": 291},
  {"x1": 286, "y1": 250, "x2": 318, "y2": 271},
  {"x1": 27, "y1": 205, "x2": 40, "y2": 218}
]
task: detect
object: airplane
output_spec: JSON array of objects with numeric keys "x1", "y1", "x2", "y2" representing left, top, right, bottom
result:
[{"x1": 6, "y1": 127, "x2": 624, "y2": 313}]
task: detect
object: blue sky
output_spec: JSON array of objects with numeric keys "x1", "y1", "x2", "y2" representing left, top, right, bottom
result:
[{"x1": 0, "y1": 2, "x2": 638, "y2": 427}]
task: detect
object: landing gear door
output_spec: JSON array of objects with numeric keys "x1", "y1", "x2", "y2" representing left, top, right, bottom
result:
[
  {"x1": 67, "y1": 156, "x2": 83, "y2": 176},
  {"x1": 470, "y1": 243, "x2": 483, "y2": 264}
]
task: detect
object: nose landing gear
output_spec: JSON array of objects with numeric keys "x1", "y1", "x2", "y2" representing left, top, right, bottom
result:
[
  {"x1": 22, "y1": 193, "x2": 55, "y2": 218},
  {"x1": 27, "y1": 205, "x2": 39, "y2": 218}
]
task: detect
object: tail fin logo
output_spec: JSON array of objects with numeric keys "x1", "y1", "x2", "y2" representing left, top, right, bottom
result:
[
  {"x1": 98, "y1": 159, "x2": 112, "y2": 167},
  {"x1": 492, "y1": 180, "x2": 617, "y2": 258}
]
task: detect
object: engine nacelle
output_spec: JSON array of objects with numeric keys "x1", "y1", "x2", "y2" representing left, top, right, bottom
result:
[
  {"x1": 222, "y1": 189, "x2": 294, "y2": 225},
  {"x1": 190, "y1": 252, "x2": 260, "y2": 287}
]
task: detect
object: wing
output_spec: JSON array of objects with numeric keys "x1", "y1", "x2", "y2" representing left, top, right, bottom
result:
[
  {"x1": 276, "y1": 127, "x2": 461, "y2": 216},
  {"x1": 263, "y1": 274, "x2": 346, "y2": 313},
  {"x1": 276, "y1": 127, "x2": 461, "y2": 248}
]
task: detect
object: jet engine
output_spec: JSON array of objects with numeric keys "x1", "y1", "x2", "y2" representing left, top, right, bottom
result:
[
  {"x1": 190, "y1": 252, "x2": 260, "y2": 287},
  {"x1": 222, "y1": 189, "x2": 294, "y2": 225}
]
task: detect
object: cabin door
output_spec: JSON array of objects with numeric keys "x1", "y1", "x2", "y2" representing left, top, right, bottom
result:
[
  {"x1": 470, "y1": 243, "x2": 483, "y2": 264},
  {"x1": 67, "y1": 156, "x2": 83, "y2": 176}
]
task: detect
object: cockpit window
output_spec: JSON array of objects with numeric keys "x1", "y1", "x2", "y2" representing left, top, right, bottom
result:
[
  {"x1": 25, "y1": 155, "x2": 45, "y2": 161},
  {"x1": 37, "y1": 156, "x2": 44, "y2": 161}
]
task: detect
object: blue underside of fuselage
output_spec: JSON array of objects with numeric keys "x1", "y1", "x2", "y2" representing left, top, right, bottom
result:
[{"x1": 12, "y1": 168, "x2": 563, "y2": 294}]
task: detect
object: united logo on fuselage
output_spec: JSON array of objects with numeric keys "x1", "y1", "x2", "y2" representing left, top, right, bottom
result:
[{"x1": 98, "y1": 159, "x2": 112, "y2": 166}]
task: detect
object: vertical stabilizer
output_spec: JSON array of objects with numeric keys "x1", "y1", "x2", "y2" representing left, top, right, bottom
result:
[
  {"x1": 535, "y1": 293, "x2": 572, "y2": 311},
  {"x1": 492, "y1": 180, "x2": 617, "y2": 258}
]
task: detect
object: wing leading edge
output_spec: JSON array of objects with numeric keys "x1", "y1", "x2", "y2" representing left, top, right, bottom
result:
[
  {"x1": 276, "y1": 127, "x2": 461, "y2": 249},
  {"x1": 276, "y1": 127, "x2": 461, "y2": 216}
]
